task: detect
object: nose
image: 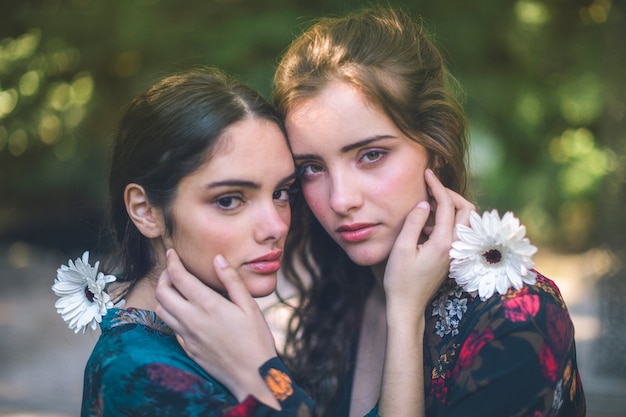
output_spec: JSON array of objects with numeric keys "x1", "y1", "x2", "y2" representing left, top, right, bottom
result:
[
  {"x1": 328, "y1": 169, "x2": 362, "y2": 216},
  {"x1": 254, "y1": 202, "x2": 290, "y2": 243}
]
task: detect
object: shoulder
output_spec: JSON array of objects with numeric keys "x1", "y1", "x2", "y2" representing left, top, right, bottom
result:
[
  {"x1": 83, "y1": 325, "x2": 234, "y2": 414},
  {"x1": 467, "y1": 270, "x2": 568, "y2": 314},
  {"x1": 482, "y1": 270, "x2": 572, "y2": 329},
  {"x1": 448, "y1": 270, "x2": 578, "y2": 375},
  {"x1": 100, "y1": 307, "x2": 173, "y2": 334},
  {"x1": 87, "y1": 308, "x2": 219, "y2": 390},
  {"x1": 89, "y1": 308, "x2": 178, "y2": 367}
]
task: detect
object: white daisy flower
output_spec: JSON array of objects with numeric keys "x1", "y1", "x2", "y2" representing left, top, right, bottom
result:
[
  {"x1": 449, "y1": 210, "x2": 538, "y2": 300},
  {"x1": 52, "y1": 251, "x2": 120, "y2": 333}
]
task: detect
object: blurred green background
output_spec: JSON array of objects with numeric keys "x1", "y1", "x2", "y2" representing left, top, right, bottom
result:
[
  {"x1": 1, "y1": 1, "x2": 625, "y2": 415},
  {"x1": 1, "y1": 0, "x2": 624, "y2": 258}
]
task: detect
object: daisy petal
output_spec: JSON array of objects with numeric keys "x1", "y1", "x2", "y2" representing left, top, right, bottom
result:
[
  {"x1": 51, "y1": 251, "x2": 122, "y2": 333},
  {"x1": 449, "y1": 210, "x2": 538, "y2": 300}
]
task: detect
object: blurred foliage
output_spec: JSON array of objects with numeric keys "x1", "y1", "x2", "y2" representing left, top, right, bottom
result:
[{"x1": 0, "y1": 0, "x2": 624, "y2": 255}]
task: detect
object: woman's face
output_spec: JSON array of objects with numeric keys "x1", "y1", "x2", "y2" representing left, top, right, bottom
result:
[
  {"x1": 164, "y1": 117, "x2": 296, "y2": 297},
  {"x1": 286, "y1": 81, "x2": 430, "y2": 267}
]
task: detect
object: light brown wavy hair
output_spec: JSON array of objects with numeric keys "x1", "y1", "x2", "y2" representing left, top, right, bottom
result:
[{"x1": 274, "y1": 7, "x2": 469, "y2": 416}]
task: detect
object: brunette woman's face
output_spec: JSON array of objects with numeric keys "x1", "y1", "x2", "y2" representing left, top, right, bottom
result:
[
  {"x1": 285, "y1": 81, "x2": 430, "y2": 267},
  {"x1": 164, "y1": 117, "x2": 295, "y2": 297}
]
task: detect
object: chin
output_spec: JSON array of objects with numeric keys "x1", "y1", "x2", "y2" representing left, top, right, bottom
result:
[
  {"x1": 245, "y1": 276, "x2": 278, "y2": 298},
  {"x1": 344, "y1": 247, "x2": 389, "y2": 268}
]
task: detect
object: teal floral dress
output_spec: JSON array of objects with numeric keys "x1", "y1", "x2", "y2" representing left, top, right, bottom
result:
[{"x1": 81, "y1": 308, "x2": 314, "y2": 417}]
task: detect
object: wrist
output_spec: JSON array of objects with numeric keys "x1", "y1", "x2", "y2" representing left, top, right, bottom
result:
[{"x1": 385, "y1": 303, "x2": 426, "y2": 327}]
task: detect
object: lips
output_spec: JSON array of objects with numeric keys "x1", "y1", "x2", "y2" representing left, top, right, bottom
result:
[
  {"x1": 245, "y1": 250, "x2": 283, "y2": 274},
  {"x1": 336, "y1": 223, "x2": 377, "y2": 243}
]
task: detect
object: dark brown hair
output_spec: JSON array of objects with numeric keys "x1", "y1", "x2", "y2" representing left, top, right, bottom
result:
[{"x1": 105, "y1": 68, "x2": 284, "y2": 296}]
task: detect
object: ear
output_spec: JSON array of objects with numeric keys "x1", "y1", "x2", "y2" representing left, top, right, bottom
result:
[{"x1": 124, "y1": 183, "x2": 165, "y2": 239}]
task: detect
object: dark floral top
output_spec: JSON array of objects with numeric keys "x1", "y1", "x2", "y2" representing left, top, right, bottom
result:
[
  {"x1": 422, "y1": 271, "x2": 585, "y2": 417},
  {"x1": 361, "y1": 271, "x2": 585, "y2": 417},
  {"x1": 81, "y1": 308, "x2": 314, "y2": 417}
]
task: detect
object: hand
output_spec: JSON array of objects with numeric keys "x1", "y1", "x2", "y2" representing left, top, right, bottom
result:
[
  {"x1": 378, "y1": 169, "x2": 474, "y2": 417},
  {"x1": 155, "y1": 249, "x2": 279, "y2": 407},
  {"x1": 383, "y1": 169, "x2": 475, "y2": 320}
]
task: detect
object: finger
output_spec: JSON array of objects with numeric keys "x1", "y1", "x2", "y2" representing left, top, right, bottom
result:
[
  {"x1": 448, "y1": 189, "x2": 475, "y2": 227},
  {"x1": 166, "y1": 249, "x2": 223, "y2": 306},
  {"x1": 213, "y1": 255, "x2": 257, "y2": 311},
  {"x1": 155, "y1": 268, "x2": 181, "y2": 310},
  {"x1": 395, "y1": 201, "x2": 431, "y2": 251},
  {"x1": 155, "y1": 270, "x2": 191, "y2": 331},
  {"x1": 155, "y1": 301, "x2": 185, "y2": 333},
  {"x1": 175, "y1": 334, "x2": 187, "y2": 351},
  {"x1": 424, "y1": 169, "x2": 456, "y2": 240}
]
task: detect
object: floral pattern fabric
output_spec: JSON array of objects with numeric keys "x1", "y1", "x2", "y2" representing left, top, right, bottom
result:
[
  {"x1": 354, "y1": 272, "x2": 585, "y2": 417},
  {"x1": 81, "y1": 308, "x2": 314, "y2": 417},
  {"x1": 424, "y1": 272, "x2": 585, "y2": 417}
]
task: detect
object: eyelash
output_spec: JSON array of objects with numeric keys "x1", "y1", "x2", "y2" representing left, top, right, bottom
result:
[
  {"x1": 359, "y1": 149, "x2": 386, "y2": 163},
  {"x1": 214, "y1": 184, "x2": 299, "y2": 211},
  {"x1": 274, "y1": 187, "x2": 295, "y2": 203},
  {"x1": 297, "y1": 149, "x2": 388, "y2": 179},
  {"x1": 297, "y1": 163, "x2": 324, "y2": 179},
  {"x1": 214, "y1": 195, "x2": 244, "y2": 211}
]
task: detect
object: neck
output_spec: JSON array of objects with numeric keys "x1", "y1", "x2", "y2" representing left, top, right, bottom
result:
[
  {"x1": 370, "y1": 261, "x2": 386, "y2": 290},
  {"x1": 123, "y1": 271, "x2": 161, "y2": 311},
  {"x1": 123, "y1": 240, "x2": 167, "y2": 311}
]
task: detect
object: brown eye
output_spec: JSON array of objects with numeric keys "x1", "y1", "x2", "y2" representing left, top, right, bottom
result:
[
  {"x1": 361, "y1": 150, "x2": 384, "y2": 163},
  {"x1": 273, "y1": 189, "x2": 290, "y2": 202},
  {"x1": 214, "y1": 195, "x2": 244, "y2": 210},
  {"x1": 298, "y1": 163, "x2": 324, "y2": 178}
]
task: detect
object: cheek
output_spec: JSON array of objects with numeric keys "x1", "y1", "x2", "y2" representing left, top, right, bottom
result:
[
  {"x1": 281, "y1": 208, "x2": 292, "y2": 232},
  {"x1": 168, "y1": 223, "x2": 224, "y2": 285},
  {"x1": 373, "y1": 167, "x2": 429, "y2": 225},
  {"x1": 385, "y1": 164, "x2": 428, "y2": 202},
  {"x1": 302, "y1": 183, "x2": 327, "y2": 217}
]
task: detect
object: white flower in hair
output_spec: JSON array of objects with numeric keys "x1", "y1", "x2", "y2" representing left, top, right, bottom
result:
[
  {"x1": 449, "y1": 210, "x2": 537, "y2": 300},
  {"x1": 52, "y1": 251, "x2": 123, "y2": 333}
]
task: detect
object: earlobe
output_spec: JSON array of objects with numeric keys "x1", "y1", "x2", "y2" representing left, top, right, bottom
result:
[{"x1": 125, "y1": 183, "x2": 164, "y2": 238}]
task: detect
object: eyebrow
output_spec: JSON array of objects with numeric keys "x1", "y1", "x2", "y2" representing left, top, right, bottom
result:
[
  {"x1": 292, "y1": 135, "x2": 398, "y2": 160},
  {"x1": 206, "y1": 170, "x2": 298, "y2": 189}
]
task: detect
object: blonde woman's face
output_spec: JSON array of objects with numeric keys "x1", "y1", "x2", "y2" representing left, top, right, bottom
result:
[
  {"x1": 164, "y1": 117, "x2": 296, "y2": 297},
  {"x1": 286, "y1": 81, "x2": 430, "y2": 267}
]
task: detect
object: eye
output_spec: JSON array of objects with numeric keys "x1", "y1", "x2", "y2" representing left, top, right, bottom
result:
[
  {"x1": 298, "y1": 163, "x2": 324, "y2": 178},
  {"x1": 274, "y1": 183, "x2": 300, "y2": 204},
  {"x1": 214, "y1": 195, "x2": 245, "y2": 210},
  {"x1": 273, "y1": 188, "x2": 290, "y2": 202},
  {"x1": 360, "y1": 150, "x2": 385, "y2": 164}
]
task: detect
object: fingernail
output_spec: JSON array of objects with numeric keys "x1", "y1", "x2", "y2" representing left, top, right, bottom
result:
[
  {"x1": 417, "y1": 201, "x2": 429, "y2": 210},
  {"x1": 214, "y1": 254, "x2": 229, "y2": 268}
]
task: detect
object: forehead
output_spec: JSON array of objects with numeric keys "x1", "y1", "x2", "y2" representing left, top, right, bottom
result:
[
  {"x1": 285, "y1": 81, "x2": 395, "y2": 152},
  {"x1": 200, "y1": 117, "x2": 294, "y2": 177}
]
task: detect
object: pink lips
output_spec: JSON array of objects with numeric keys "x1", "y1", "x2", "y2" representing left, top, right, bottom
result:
[
  {"x1": 336, "y1": 223, "x2": 377, "y2": 243},
  {"x1": 245, "y1": 250, "x2": 283, "y2": 274}
]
